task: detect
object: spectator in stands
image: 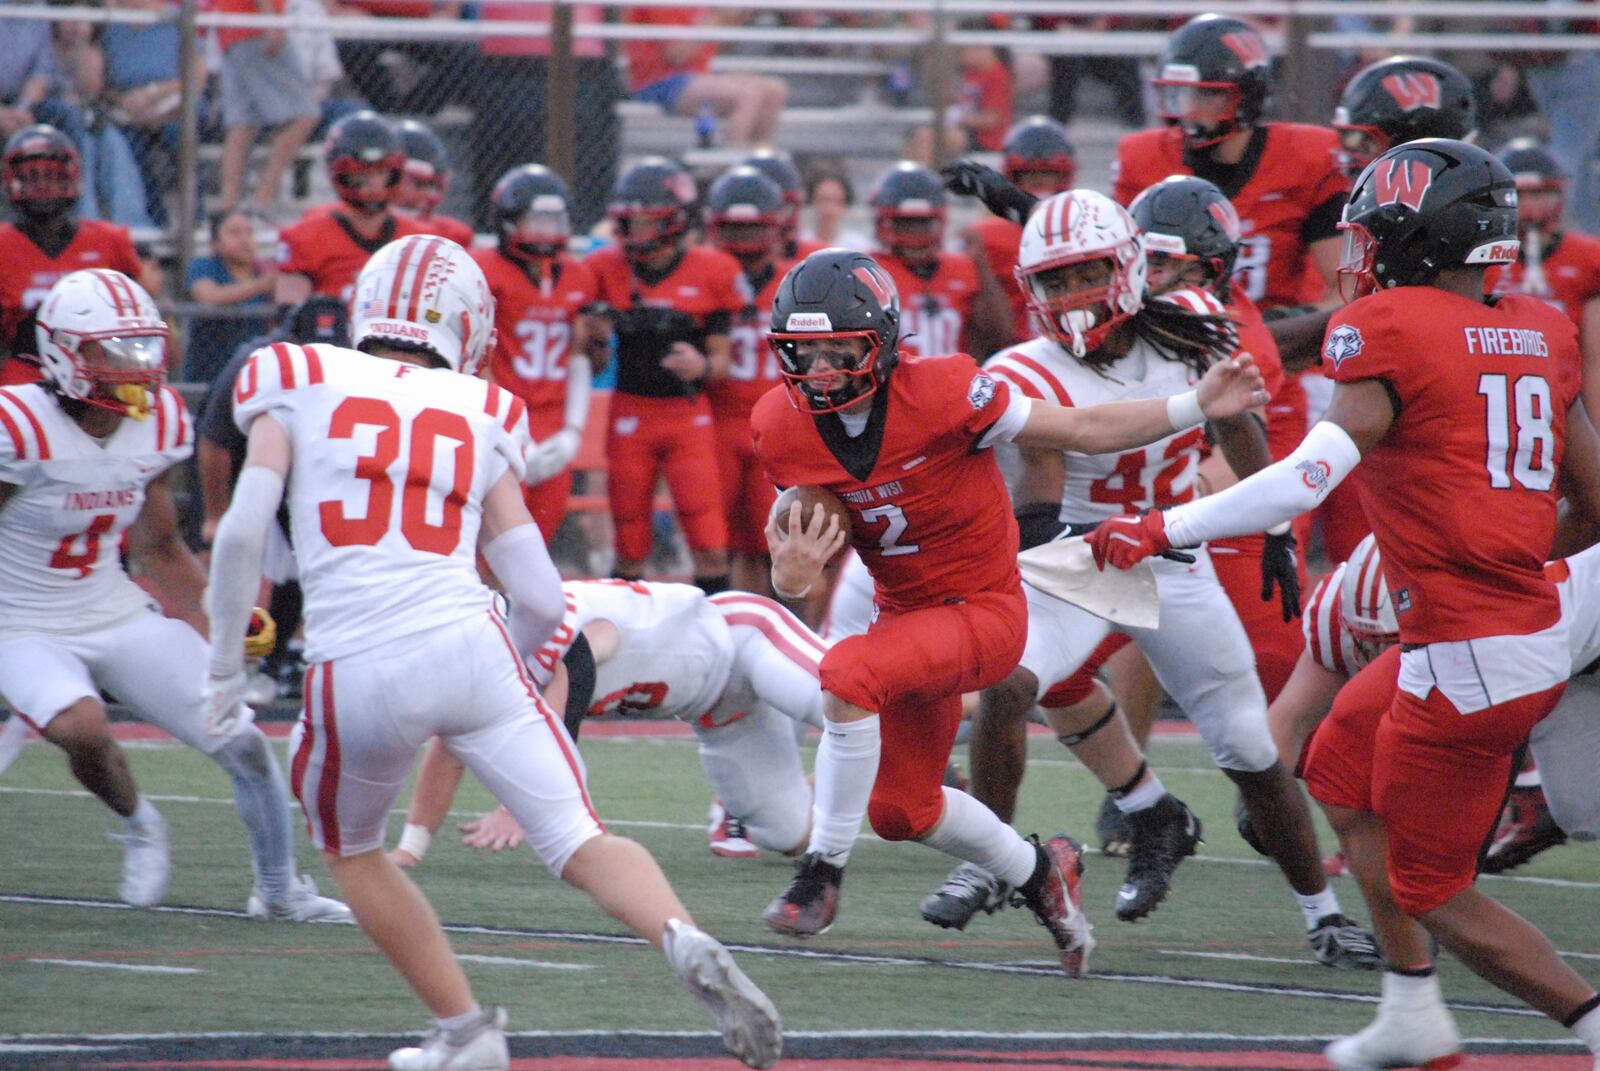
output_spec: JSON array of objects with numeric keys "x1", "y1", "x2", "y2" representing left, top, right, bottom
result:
[
  {"x1": 470, "y1": 2, "x2": 620, "y2": 234},
  {"x1": 1516, "y1": 14, "x2": 1600, "y2": 234},
  {"x1": 213, "y1": 0, "x2": 321, "y2": 217},
  {"x1": 801, "y1": 165, "x2": 868, "y2": 252},
  {"x1": 103, "y1": 0, "x2": 197, "y2": 227},
  {"x1": 183, "y1": 208, "x2": 273, "y2": 384},
  {"x1": 0, "y1": 9, "x2": 80, "y2": 143},
  {"x1": 47, "y1": 14, "x2": 152, "y2": 227},
  {"x1": 905, "y1": 31, "x2": 1012, "y2": 164},
  {"x1": 328, "y1": 0, "x2": 469, "y2": 115},
  {"x1": 625, "y1": 6, "x2": 787, "y2": 146},
  {"x1": 286, "y1": 0, "x2": 361, "y2": 135},
  {"x1": 1020, "y1": 15, "x2": 1149, "y2": 128}
]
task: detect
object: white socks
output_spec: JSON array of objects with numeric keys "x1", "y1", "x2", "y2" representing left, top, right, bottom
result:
[
  {"x1": 807, "y1": 715, "x2": 880, "y2": 867},
  {"x1": 122, "y1": 795, "x2": 160, "y2": 834},
  {"x1": 1383, "y1": 968, "x2": 1444, "y2": 1010},
  {"x1": 1570, "y1": 1002, "x2": 1600, "y2": 1056},
  {"x1": 1113, "y1": 773, "x2": 1166, "y2": 814},
  {"x1": 437, "y1": 1005, "x2": 484, "y2": 1035},
  {"x1": 1295, "y1": 886, "x2": 1342, "y2": 930},
  {"x1": 919, "y1": 786, "x2": 1039, "y2": 887}
]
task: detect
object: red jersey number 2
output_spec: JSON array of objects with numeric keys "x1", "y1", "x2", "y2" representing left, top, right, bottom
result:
[{"x1": 318, "y1": 397, "x2": 475, "y2": 554}]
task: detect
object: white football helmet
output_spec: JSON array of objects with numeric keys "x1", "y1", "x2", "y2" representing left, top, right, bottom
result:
[
  {"x1": 35, "y1": 269, "x2": 168, "y2": 420},
  {"x1": 350, "y1": 234, "x2": 495, "y2": 375},
  {"x1": 1339, "y1": 534, "x2": 1399, "y2": 667},
  {"x1": 1015, "y1": 189, "x2": 1146, "y2": 358}
]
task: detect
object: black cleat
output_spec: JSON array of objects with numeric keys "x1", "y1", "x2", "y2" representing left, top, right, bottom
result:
[
  {"x1": 762, "y1": 852, "x2": 843, "y2": 937},
  {"x1": 920, "y1": 862, "x2": 1008, "y2": 930},
  {"x1": 1308, "y1": 913, "x2": 1383, "y2": 971},
  {"x1": 1116, "y1": 794, "x2": 1202, "y2": 921},
  {"x1": 1482, "y1": 786, "x2": 1568, "y2": 874},
  {"x1": 1096, "y1": 792, "x2": 1133, "y2": 857}
]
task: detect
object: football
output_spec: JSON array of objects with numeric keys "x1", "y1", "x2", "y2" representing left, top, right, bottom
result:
[{"x1": 772, "y1": 485, "x2": 852, "y2": 544}]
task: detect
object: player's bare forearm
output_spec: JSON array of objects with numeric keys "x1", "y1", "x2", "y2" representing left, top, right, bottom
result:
[
  {"x1": 1211, "y1": 410, "x2": 1273, "y2": 480},
  {"x1": 1552, "y1": 399, "x2": 1600, "y2": 558},
  {"x1": 405, "y1": 736, "x2": 467, "y2": 834},
  {"x1": 129, "y1": 476, "x2": 209, "y2": 632},
  {"x1": 1015, "y1": 396, "x2": 1190, "y2": 455},
  {"x1": 1268, "y1": 308, "x2": 1335, "y2": 373}
]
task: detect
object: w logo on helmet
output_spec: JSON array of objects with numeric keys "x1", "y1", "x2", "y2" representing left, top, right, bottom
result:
[
  {"x1": 854, "y1": 263, "x2": 898, "y2": 311},
  {"x1": 1373, "y1": 159, "x2": 1433, "y2": 211},
  {"x1": 1381, "y1": 72, "x2": 1441, "y2": 112},
  {"x1": 1207, "y1": 199, "x2": 1242, "y2": 242},
  {"x1": 1221, "y1": 31, "x2": 1268, "y2": 69}
]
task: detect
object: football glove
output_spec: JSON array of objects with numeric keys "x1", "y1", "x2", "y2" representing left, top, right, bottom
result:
[
  {"x1": 203, "y1": 669, "x2": 247, "y2": 736},
  {"x1": 244, "y1": 606, "x2": 277, "y2": 659},
  {"x1": 1087, "y1": 510, "x2": 1172, "y2": 571},
  {"x1": 1261, "y1": 530, "x2": 1302, "y2": 622},
  {"x1": 939, "y1": 159, "x2": 1038, "y2": 226},
  {"x1": 524, "y1": 427, "x2": 582, "y2": 486}
]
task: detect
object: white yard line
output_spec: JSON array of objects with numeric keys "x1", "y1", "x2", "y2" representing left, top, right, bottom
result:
[{"x1": 30, "y1": 957, "x2": 202, "y2": 975}]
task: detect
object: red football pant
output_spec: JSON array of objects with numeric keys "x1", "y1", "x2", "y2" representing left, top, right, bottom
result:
[
  {"x1": 522, "y1": 472, "x2": 571, "y2": 546},
  {"x1": 714, "y1": 414, "x2": 775, "y2": 558},
  {"x1": 1039, "y1": 633, "x2": 1130, "y2": 708},
  {"x1": 1209, "y1": 538, "x2": 1305, "y2": 703},
  {"x1": 605, "y1": 393, "x2": 728, "y2": 563},
  {"x1": 1304, "y1": 645, "x2": 1562, "y2": 916},
  {"x1": 820, "y1": 586, "x2": 1028, "y2": 841}
]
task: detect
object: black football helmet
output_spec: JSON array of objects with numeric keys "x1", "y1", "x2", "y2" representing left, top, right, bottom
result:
[
  {"x1": 1153, "y1": 14, "x2": 1272, "y2": 150},
  {"x1": 707, "y1": 165, "x2": 785, "y2": 264},
  {"x1": 769, "y1": 249, "x2": 902, "y2": 413},
  {"x1": 395, "y1": 118, "x2": 450, "y2": 213},
  {"x1": 1002, "y1": 116, "x2": 1077, "y2": 196},
  {"x1": 3, "y1": 124, "x2": 80, "y2": 218},
  {"x1": 1333, "y1": 57, "x2": 1477, "y2": 179},
  {"x1": 871, "y1": 161, "x2": 945, "y2": 261},
  {"x1": 1498, "y1": 139, "x2": 1566, "y2": 233},
  {"x1": 492, "y1": 163, "x2": 572, "y2": 262},
  {"x1": 1128, "y1": 175, "x2": 1242, "y2": 298},
  {"x1": 1338, "y1": 138, "x2": 1518, "y2": 299},
  {"x1": 741, "y1": 147, "x2": 806, "y2": 256},
  {"x1": 608, "y1": 156, "x2": 696, "y2": 264},
  {"x1": 325, "y1": 111, "x2": 404, "y2": 211}
]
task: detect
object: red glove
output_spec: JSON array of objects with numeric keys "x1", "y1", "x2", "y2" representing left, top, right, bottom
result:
[{"x1": 1087, "y1": 510, "x2": 1171, "y2": 570}]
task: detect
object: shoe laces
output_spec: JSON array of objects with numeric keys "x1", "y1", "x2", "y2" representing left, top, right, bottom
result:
[
  {"x1": 1311, "y1": 914, "x2": 1377, "y2": 956},
  {"x1": 722, "y1": 815, "x2": 750, "y2": 841},
  {"x1": 940, "y1": 862, "x2": 1002, "y2": 903}
]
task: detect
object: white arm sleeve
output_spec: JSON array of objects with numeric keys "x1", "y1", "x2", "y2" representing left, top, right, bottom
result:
[
  {"x1": 206, "y1": 466, "x2": 285, "y2": 678},
  {"x1": 977, "y1": 391, "x2": 1033, "y2": 449},
  {"x1": 1162, "y1": 421, "x2": 1363, "y2": 548},
  {"x1": 482, "y1": 522, "x2": 566, "y2": 657},
  {"x1": 563, "y1": 357, "x2": 593, "y2": 433}
]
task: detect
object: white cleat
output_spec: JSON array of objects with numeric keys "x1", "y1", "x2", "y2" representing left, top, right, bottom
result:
[
  {"x1": 111, "y1": 806, "x2": 170, "y2": 908},
  {"x1": 664, "y1": 918, "x2": 782, "y2": 1069},
  {"x1": 388, "y1": 1006, "x2": 508, "y2": 1071},
  {"x1": 0, "y1": 714, "x2": 29, "y2": 776},
  {"x1": 247, "y1": 874, "x2": 354, "y2": 923},
  {"x1": 708, "y1": 800, "x2": 760, "y2": 859},
  {"x1": 242, "y1": 670, "x2": 279, "y2": 707},
  {"x1": 1325, "y1": 973, "x2": 1464, "y2": 1070}
]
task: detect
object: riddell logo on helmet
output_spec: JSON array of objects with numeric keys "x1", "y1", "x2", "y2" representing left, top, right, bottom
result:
[
  {"x1": 1381, "y1": 72, "x2": 1441, "y2": 112},
  {"x1": 1220, "y1": 31, "x2": 1268, "y2": 69},
  {"x1": 1373, "y1": 159, "x2": 1433, "y2": 211},
  {"x1": 785, "y1": 312, "x2": 832, "y2": 331}
]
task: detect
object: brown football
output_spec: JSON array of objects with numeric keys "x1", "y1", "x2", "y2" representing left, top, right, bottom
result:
[{"x1": 772, "y1": 484, "x2": 852, "y2": 546}]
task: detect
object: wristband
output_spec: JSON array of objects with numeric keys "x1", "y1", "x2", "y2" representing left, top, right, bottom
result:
[
  {"x1": 1166, "y1": 390, "x2": 1204, "y2": 430},
  {"x1": 397, "y1": 822, "x2": 432, "y2": 860},
  {"x1": 771, "y1": 577, "x2": 813, "y2": 599}
]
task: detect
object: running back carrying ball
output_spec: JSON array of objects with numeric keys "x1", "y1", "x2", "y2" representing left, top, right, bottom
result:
[{"x1": 771, "y1": 485, "x2": 851, "y2": 544}]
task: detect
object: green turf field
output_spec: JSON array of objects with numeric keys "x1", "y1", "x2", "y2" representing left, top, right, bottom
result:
[{"x1": 1, "y1": 730, "x2": 1596, "y2": 1068}]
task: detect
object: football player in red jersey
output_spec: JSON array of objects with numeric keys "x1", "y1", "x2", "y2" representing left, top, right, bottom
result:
[
  {"x1": 964, "y1": 116, "x2": 1077, "y2": 348},
  {"x1": 1487, "y1": 140, "x2": 1600, "y2": 413},
  {"x1": 1088, "y1": 140, "x2": 1600, "y2": 1069},
  {"x1": 870, "y1": 161, "x2": 1010, "y2": 360},
  {"x1": 584, "y1": 157, "x2": 742, "y2": 594},
  {"x1": 475, "y1": 164, "x2": 608, "y2": 543},
  {"x1": 741, "y1": 146, "x2": 822, "y2": 261},
  {"x1": 704, "y1": 165, "x2": 793, "y2": 594},
  {"x1": 749, "y1": 247, "x2": 1269, "y2": 971},
  {"x1": 1114, "y1": 15, "x2": 1349, "y2": 312},
  {"x1": 275, "y1": 112, "x2": 428, "y2": 306},
  {"x1": 393, "y1": 119, "x2": 477, "y2": 249},
  {"x1": 0, "y1": 126, "x2": 152, "y2": 387}
]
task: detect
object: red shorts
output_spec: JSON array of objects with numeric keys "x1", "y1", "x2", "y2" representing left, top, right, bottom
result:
[
  {"x1": 605, "y1": 393, "x2": 727, "y2": 562},
  {"x1": 821, "y1": 584, "x2": 1028, "y2": 841},
  {"x1": 1208, "y1": 537, "x2": 1306, "y2": 703},
  {"x1": 1305, "y1": 644, "x2": 1563, "y2": 915},
  {"x1": 1039, "y1": 633, "x2": 1130, "y2": 708},
  {"x1": 713, "y1": 413, "x2": 775, "y2": 559}
]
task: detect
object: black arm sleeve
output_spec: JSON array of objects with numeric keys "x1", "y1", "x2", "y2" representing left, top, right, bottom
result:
[
  {"x1": 1301, "y1": 194, "x2": 1348, "y2": 246},
  {"x1": 561, "y1": 632, "x2": 597, "y2": 741}
]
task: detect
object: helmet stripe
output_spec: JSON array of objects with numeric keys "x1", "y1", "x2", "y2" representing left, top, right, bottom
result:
[
  {"x1": 386, "y1": 238, "x2": 420, "y2": 321},
  {"x1": 405, "y1": 237, "x2": 445, "y2": 323},
  {"x1": 93, "y1": 270, "x2": 130, "y2": 316}
]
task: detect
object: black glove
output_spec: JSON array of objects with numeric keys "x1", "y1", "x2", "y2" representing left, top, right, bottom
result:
[
  {"x1": 1261, "y1": 530, "x2": 1301, "y2": 622},
  {"x1": 939, "y1": 159, "x2": 1038, "y2": 226}
]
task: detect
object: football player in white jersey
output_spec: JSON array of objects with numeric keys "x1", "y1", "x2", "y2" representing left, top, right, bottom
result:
[
  {"x1": 204, "y1": 235, "x2": 781, "y2": 1071},
  {"x1": 921, "y1": 191, "x2": 1378, "y2": 969},
  {"x1": 1267, "y1": 534, "x2": 1600, "y2": 1070},
  {"x1": 0, "y1": 268, "x2": 348, "y2": 921},
  {"x1": 389, "y1": 580, "x2": 827, "y2": 866}
]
